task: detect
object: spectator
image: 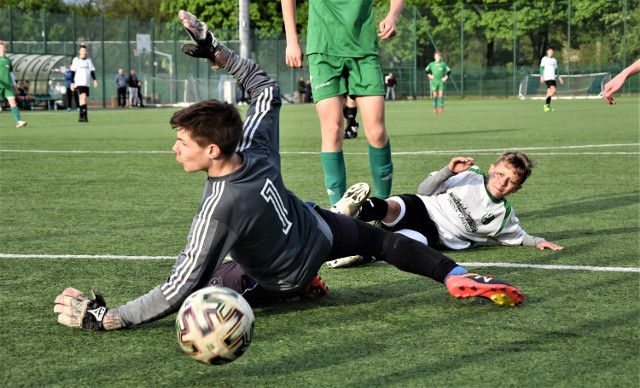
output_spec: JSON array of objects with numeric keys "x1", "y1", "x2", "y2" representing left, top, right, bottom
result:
[
  {"x1": 297, "y1": 76, "x2": 306, "y2": 103},
  {"x1": 115, "y1": 68, "x2": 127, "y2": 108},
  {"x1": 127, "y1": 69, "x2": 140, "y2": 108},
  {"x1": 304, "y1": 79, "x2": 312, "y2": 103},
  {"x1": 64, "y1": 64, "x2": 78, "y2": 112},
  {"x1": 385, "y1": 72, "x2": 397, "y2": 101},
  {"x1": 137, "y1": 78, "x2": 145, "y2": 107}
]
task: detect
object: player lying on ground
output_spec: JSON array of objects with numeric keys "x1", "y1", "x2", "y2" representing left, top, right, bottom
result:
[
  {"x1": 53, "y1": 11, "x2": 525, "y2": 332},
  {"x1": 329, "y1": 153, "x2": 563, "y2": 267}
]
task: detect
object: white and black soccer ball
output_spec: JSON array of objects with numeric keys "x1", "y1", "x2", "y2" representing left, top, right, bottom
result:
[{"x1": 176, "y1": 286, "x2": 255, "y2": 365}]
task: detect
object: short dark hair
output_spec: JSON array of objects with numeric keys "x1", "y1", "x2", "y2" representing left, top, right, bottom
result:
[
  {"x1": 170, "y1": 99, "x2": 243, "y2": 157},
  {"x1": 79, "y1": 44, "x2": 87, "y2": 49},
  {"x1": 494, "y1": 152, "x2": 536, "y2": 186}
]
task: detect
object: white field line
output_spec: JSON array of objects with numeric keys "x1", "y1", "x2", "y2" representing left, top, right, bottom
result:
[
  {"x1": 1, "y1": 143, "x2": 638, "y2": 156},
  {"x1": 1, "y1": 253, "x2": 638, "y2": 273}
]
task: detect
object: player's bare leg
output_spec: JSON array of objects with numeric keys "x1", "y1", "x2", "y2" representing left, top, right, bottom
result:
[
  {"x1": 357, "y1": 95, "x2": 393, "y2": 200},
  {"x1": 316, "y1": 95, "x2": 348, "y2": 204}
]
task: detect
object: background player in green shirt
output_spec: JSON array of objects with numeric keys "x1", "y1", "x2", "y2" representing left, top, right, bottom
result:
[
  {"x1": 425, "y1": 51, "x2": 451, "y2": 114},
  {"x1": 0, "y1": 41, "x2": 27, "y2": 128},
  {"x1": 282, "y1": 0, "x2": 405, "y2": 206}
]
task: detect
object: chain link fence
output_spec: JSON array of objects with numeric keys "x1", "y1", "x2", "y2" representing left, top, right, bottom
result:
[{"x1": 2, "y1": 1, "x2": 637, "y2": 107}]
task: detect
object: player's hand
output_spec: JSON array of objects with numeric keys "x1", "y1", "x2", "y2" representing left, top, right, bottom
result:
[
  {"x1": 178, "y1": 10, "x2": 217, "y2": 60},
  {"x1": 539, "y1": 76, "x2": 544, "y2": 84},
  {"x1": 558, "y1": 77, "x2": 564, "y2": 85},
  {"x1": 536, "y1": 241, "x2": 564, "y2": 251},
  {"x1": 93, "y1": 80, "x2": 98, "y2": 89},
  {"x1": 285, "y1": 42, "x2": 304, "y2": 68},
  {"x1": 603, "y1": 76, "x2": 625, "y2": 105},
  {"x1": 70, "y1": 83, "x2": 75, "y2": 92},
  {"x1": 54, "y1": 287, "x2": 107, "y2": 331},
  {"x1": 448, "y1": 157, "x2": 474, "y2": 174},
  {"x1": 378, "y1": 15, "x2": 399, "y2": 39}
]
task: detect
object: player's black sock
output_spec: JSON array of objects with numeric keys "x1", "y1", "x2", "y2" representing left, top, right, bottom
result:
[
  {"x1": 359, "y1": 223, "x2": 457, "y2": 283},
  {"x1": 546, "y1": 96, "x2": 551, "y2": 105},
  {"x1": 357, "y1": 197, "x2": 388, "y2": 222},
  {"x1": 343, "y1": 106, "x2": 357, "y2": 122}
]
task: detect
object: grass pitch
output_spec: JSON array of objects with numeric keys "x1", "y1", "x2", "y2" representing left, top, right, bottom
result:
[{"x1": 1, "y1": 98, "x2": 639, "y2": 387}]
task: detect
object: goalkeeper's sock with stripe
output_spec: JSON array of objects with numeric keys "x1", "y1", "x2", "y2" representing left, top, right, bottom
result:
[{"x1": 433, "y1": 97, "x2": 438, "y2": 109}]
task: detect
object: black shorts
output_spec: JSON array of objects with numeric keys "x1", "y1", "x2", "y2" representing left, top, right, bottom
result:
[
  {"x1": 384, "y1": 194, "x2": 444, "y2": 250},
  {"x1": 544, "y1": 80, "x2": 557, "y2": 88},
  {"x1": 75, "y1": 86, "x2": 90, "y2": 96}
]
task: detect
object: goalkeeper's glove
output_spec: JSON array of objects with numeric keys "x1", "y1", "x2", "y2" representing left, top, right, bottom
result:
[
  {"x1": 54, "y1": 288, "x2": 121, "y2": 331},
  {"x1": 178, "y1": 10, "x2": 229, "y2": 70}
]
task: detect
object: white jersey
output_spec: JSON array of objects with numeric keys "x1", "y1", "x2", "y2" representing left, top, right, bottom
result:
[
  {"x1": 71, "y1": 57, "x2": 95, "y2": 86},
  {"x1": 540, "y1": 56, "x2": 558, "y2": 81},
  {"x1": 419, "y1": 166, "x2": 526, "y2": 250}
]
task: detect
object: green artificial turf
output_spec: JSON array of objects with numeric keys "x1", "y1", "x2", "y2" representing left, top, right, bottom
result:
[{"x1": 1, "y1": 98, "x2": 638, "y2": 387}]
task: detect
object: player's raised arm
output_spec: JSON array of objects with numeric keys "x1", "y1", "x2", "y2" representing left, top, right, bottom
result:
[
  {"x1": 378, "y1": 0, "x2": 406, "y2": 39},
  {"x1": 448, "y1": 156, "x2": 474, "y2": 174},
  {"x1": 603, "y1": 59, "x2": 640, "y2": 105},
  {"x1": 281, "y1": 0, "x2": 304, "y2": 68}
]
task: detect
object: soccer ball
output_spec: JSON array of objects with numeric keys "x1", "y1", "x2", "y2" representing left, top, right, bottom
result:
[{"x1": 176, "y1": 286, "x2": 255, "y2": 365}]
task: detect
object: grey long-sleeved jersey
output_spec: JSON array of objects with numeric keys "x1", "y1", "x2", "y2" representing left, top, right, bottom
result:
[{"x1": 118, "y1": 52, "x2": 333, "y2": 328}]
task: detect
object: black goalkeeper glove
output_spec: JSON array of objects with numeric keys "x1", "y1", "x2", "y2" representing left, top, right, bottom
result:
[
  {"x1": 178, "y1": 10, "x2": 229, "y2": 70},
  {"x1": 54, "y1": 288, "x2": 108, "y2": 331}
]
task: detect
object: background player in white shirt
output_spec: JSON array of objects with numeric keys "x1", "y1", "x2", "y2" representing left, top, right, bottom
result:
[
  {"x1": 332, "y1": 152, "x2": 563, "y2": 266},
  {"x1": 539, "y1": 47, "x2": 563, "y2": 112},
  {"x1": 70, "y1": 45, "x2": 98, "y2": 122}
]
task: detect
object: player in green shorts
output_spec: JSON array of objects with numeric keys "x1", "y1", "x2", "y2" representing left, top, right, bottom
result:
[
  {"x1": 282, "y1": 0, "x2": 405, "y2": 205},
  {"x1": 0, "y1": 41, "x2": 27, "y2": 128},
  {"x1": 425, "y1": 51, "x2": 451, "y2": 114}
]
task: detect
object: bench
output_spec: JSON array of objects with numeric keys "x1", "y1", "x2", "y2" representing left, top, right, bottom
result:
[{"x1": 33, "y1": 93, "x2": 62, "y2": 110}]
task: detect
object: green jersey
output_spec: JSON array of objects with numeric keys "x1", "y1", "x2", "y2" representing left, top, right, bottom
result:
[
  {"x1": 0, "y1": 55, "x2": 14, "y2": 89},
  {"x1": 306, "y1": 0, "x2": 378, "y2": 57},
  {"x1": 425, "y1": 61, "x2": 451, "y2": 82}
]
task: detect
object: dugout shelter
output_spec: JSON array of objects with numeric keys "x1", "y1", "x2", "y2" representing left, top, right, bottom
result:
[{"x1": 7, "y1": 53, "x2": 69, "y2": 109}]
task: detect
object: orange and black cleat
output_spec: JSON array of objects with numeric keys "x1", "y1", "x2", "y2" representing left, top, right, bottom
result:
[
  {"x1": 302, "y1": 274, "x2": 329, "y2": 298},
  {"x1": 446, "y1": 273, "x2": 524, "y2": 307}
]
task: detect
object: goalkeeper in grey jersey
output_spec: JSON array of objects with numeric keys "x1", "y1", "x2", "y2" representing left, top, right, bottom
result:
[{"x1": 54, "y1": 11, "x2": 526, "y2": 332}]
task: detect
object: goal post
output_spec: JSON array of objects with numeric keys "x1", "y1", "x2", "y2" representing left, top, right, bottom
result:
[{"x1": 518, "y1": 72, "x2": 611, "y2": 99}]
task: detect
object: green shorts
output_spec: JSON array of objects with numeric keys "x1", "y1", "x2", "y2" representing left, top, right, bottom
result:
[
  {"x1": 0, "y1": 86, "x2": 16, "y2": 99},
  {"x1": 308, "y1": 53, "x2": 385, "y2": 102},
  {"x1": 431, "y1": 81, "x2": 445, "y2": 92}
]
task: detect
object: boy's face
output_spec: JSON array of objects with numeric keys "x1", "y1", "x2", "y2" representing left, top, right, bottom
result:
[
  {"x1": 434, "y1": 53, "x2": 442, "y2": 62},
  {"x1": 172, "y1": 129, "x2": 212, "y2": 173},
  {"x1": 79, "y1": 47, "x2": 87, "y2": 59},
  {"x1": 0, "y1": 44, "x2": 6, "y2": 56},
  {"x1": 486, "y1": 162, "x2": 522, "y2": 199},
  {"x1": 547, "y1": 48, "x2": 554, "y2": 57}
]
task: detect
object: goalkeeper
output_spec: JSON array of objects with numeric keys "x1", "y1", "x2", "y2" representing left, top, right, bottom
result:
[
  {"x1": 328, "y1": 152, "x2": 563, "y2": 268},
  {"x1": 54, "y1": 11, "x2": 525, "y2": 332}
]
